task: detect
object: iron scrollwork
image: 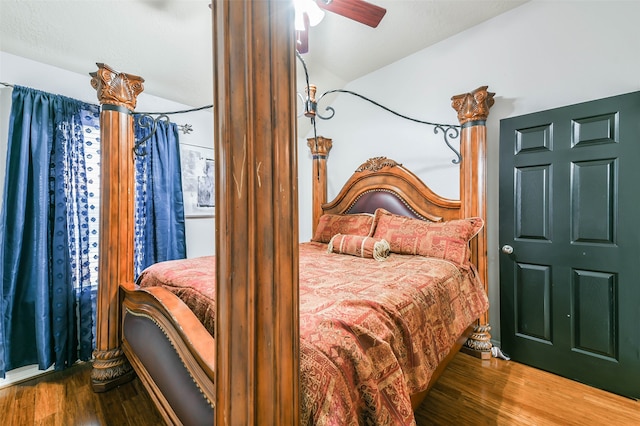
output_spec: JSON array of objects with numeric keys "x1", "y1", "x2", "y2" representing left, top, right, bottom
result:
[
  {"x1": 133, "y1": 104, "x2": 213, "y2": 157},
  {"x1": 134, "y1": 113, "x2": 170, "y2": 157},
  {"x1": 314, "y1": 89, "x2": 462, "y2": 164}
]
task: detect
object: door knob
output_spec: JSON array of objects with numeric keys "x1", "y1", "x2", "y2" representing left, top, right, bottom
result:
[{"x1": 502, "y1": 245, "x2": 514, "y2": 254}]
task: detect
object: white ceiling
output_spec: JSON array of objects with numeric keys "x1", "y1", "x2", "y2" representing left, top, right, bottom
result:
[{"x1": 0, "y1": 0, "x2": 527, "y2": 107}]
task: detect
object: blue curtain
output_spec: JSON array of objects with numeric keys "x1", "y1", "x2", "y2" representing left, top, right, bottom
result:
[
  {"x1": 0, "y1": 88, "x2": 187, "y2": 378},
  {"x1": 134, "y1": 115, "x2": 186, "y2": 277},
  {"x1": 0, "y1": 86, "x2": 99, "y2": 376}
]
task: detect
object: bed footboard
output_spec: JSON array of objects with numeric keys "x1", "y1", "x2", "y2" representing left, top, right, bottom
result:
[{"x1": 120, "y1": 285, "x2": 216, "y2": 425}]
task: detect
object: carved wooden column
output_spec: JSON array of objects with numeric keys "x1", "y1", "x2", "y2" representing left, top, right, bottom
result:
[
  {"x1": 308, "y1": 136, "x2": 333, "y2": 235},
  {"x1": 212, "y1": 1, "x2": 299, "y2": 424},
  {"x1": 90, "y1": 63, "x2": 144, "y2": 391},
  {"x1": 452, "y1": 86, "x2": 495, "y2": 359}
]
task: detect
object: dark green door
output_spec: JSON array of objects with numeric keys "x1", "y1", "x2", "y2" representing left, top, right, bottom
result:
[{"x1": 499, "y1": 91, "x2": 640, "y2": 399}]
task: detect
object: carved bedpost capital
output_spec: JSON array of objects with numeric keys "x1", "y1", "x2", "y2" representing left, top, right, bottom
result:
[
  {"x1": 307, "y1": 136, "x2": 332, "y2": 158},
  {"x1": 451, "y1": 86, "x2": 495, "y2": 125},
  {"x1": 90, "y1": 63, "x2": 144, "y2": 110}
]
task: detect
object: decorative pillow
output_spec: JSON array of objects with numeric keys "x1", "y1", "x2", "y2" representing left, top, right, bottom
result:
[
  {"x1": 311, "y1": 213, "x2": 375, "y2": 243},
  {"x1": 328, "y1": 234, "x2": 390, "y2": 261},
  {"x1": 371, "y1": 208, "x2": 484, "y2": 266}
]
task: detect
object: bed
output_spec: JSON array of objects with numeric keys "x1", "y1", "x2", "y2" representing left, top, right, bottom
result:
[
  {"x1": 125, "y1": 159, "x2": 489, "y2": 425},
  {"x1": 95, "y1": 138, "x2": 493, "y2": 425},
  {"x1": 87, "y1": 3, "x2": 494, "y2": 424}
]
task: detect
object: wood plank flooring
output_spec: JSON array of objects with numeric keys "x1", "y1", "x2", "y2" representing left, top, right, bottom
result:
[
  {"x1": 0, "y1": 362, "x2": 163, "y2": 425},
  {"x1": 1, "y1": 352, "x2": 638, "y2": 425},
  {"x1": 415, "y1": 353, "x2": 639, "y2": 425}
]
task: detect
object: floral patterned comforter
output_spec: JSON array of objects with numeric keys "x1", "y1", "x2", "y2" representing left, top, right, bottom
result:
[{"x1": 137, "y1": 241, "x2": 488, "y2": 425}]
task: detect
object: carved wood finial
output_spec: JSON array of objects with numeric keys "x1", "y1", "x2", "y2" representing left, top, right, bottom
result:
[
  {"x1": 304, "y1": 84, "x2": 318, "y2": 118},
  {"x1": 451, "y1": 86, "x2": 495, "y2": 125},
  {"x1": 306, "y1": 84, "x2": 317, "y2": 104},
  {"x1": 90, "y1": 63, "x2": 144, "y2": 110},
  {"x1": 463, "y1": 324, "x2": 493, "y2": 353},
  {"x1": 307, "y1": 136, "x2": 332, "y2": 157},
  {"x1": 356, "y1": 157, "x2": 401, "y2": 173}
]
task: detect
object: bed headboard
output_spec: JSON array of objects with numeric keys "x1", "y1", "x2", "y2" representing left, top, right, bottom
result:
[{"x1": 312, "y1": 156, "x2": 460, "y2": 223}]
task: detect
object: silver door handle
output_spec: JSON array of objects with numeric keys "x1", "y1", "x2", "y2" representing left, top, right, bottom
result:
[{"x1": 502, "y1": 245, "x2": 514, "y2": 254}]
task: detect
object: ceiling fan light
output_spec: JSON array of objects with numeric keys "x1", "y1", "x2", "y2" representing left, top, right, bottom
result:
[
  {"x1": 294, "y1": 0, "x2": 325, "y2": 28},
  {"x1": 294, "y1": 9, "x2": 307, "y2": 31},
  {"x1": 306, "y1": 1, "x2": 325, "y2": 27}
]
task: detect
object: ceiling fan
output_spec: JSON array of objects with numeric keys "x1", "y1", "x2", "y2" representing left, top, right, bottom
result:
[{"x1": 295, "y1": 0, "x2": 387, "y2": 54}]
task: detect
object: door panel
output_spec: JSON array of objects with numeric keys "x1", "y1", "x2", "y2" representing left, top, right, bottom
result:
[
  {"x1": 572, "y1": 159, "x2": 615, "y2": 244},
  {"x1": 515, "y1": 165, "x2": 551, "y2": 240},
  {"x1": 515, "y1": 262, "x2": 552, "y2": 342},
  {"x1": 500, "y1": 91, "x2": 640, "y2": 399},
  {"x1": 572, "y1": 269, "x2": 617, "y2": 359}
]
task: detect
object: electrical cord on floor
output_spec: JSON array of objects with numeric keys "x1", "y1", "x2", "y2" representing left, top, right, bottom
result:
[{"x1": 491, "y1": 346, "x2": 511, "y2": 360}]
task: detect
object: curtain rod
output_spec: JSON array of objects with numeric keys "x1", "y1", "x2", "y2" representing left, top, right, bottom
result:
[
  {"x1": 133, "y1": 103, "x2": 214, "y2": 156},
  {"x1": 136, "y1": 104, "x2": 213, "y2": 116},
  {"x1": 1, "y1": 80, "x2": 199, "y2": 139}
]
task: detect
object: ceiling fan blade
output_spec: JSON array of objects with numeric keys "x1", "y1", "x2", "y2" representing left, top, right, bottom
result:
[{"x1": 316, "y1": 0, "x2": 387, "y2": 28}]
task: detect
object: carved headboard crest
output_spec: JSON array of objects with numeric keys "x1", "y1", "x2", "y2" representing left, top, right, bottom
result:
[{"x1": 356, "y1": 157, "x2": 401, "y2": 173}]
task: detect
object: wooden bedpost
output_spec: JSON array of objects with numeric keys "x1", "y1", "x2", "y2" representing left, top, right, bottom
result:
[
  {"x1": 212, "y1": 1, "x2": 299, "y2": 424},
  {"x1": 452, "y1": 86, "x2": 495, "y2": 359},
  {"x1": 89, "y1": 63, "x2": 144, "y2": 391},
  {"x1": 308, "y1": 136, "x2": 333, "y2": 235}
]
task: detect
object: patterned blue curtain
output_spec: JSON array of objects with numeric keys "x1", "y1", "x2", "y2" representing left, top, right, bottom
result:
[
  {"x1": 0, "y1": 86, "x2": 99, "y2": 376},
  {"x1": 0, "y1": 88, "x2": 187, "y2": 378},
  {"x1": 134, "y1": 115, "x2": 187, "y2": 277}
]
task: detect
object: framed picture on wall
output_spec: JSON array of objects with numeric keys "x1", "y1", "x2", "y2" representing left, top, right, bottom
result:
[{"x1": 180, "y1": 143, "x2": 215, "y2": 218}]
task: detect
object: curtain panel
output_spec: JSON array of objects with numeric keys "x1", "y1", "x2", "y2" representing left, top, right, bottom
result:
[
  {"x1": 0, "y1": 86, "x2": 99, "y2": 376},
  {"x1": 134, "y1": 115, "x2": 187, "y2": 277},
  {"x1": 0, "y1": 87, "x2": 187, "y2": 378}
]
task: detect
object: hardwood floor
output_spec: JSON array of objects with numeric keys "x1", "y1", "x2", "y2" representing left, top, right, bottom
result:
[
  {"x1": 1, "y1": 353, "x2": 638, "y2": 425},
  {"x1": 0, "y1": 362, "x2": 164, "y2": 425},
  {"x1": 415, "y1": 353, "x2": 640, "y2": 425}
]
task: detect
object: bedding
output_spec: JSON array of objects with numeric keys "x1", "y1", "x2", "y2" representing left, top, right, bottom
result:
[
  {"x1": 372, "y1": 209, "x2": 484, "y2": 267},
  {"x1": 136, "y1": 241, "x2": 489, "y2": 425},
  {"x1": 327, "y1": 234, "x2": 390, "y2": 261},
  {"x1": 312, "y1": 213, "x2": 375, "y2": 243}
]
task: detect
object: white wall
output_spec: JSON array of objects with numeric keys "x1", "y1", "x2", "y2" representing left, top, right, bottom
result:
[
  {"x1": 297, "y1": 0, "x2": 640, "y2": 345},
  {"x1": 0, "y1": 52, "x2": 215, "y2": 260}
]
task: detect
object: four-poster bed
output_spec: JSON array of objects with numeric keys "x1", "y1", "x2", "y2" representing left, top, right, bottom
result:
[
  {"x1": 88, "y1": 2, "x2": 494, "y2": 424},
  {"x1": 89, "y1": 64, "x2": 494, "y2": 424}
]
